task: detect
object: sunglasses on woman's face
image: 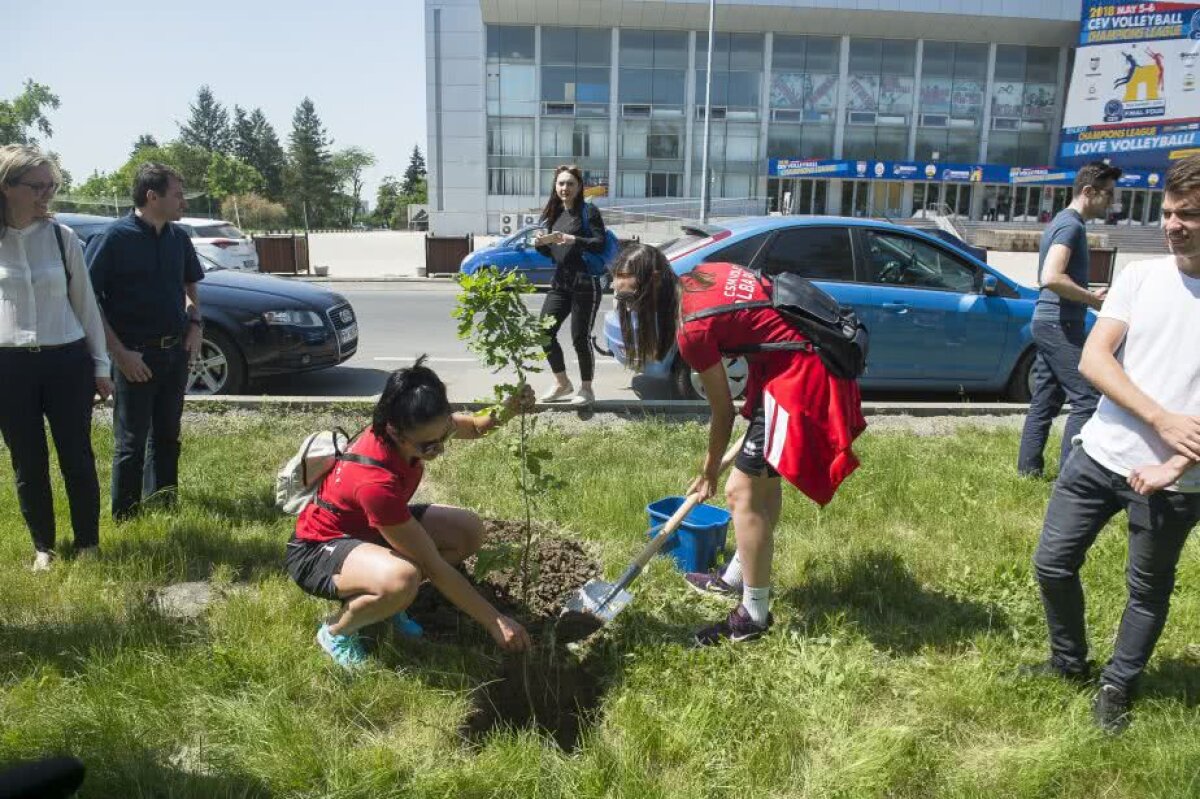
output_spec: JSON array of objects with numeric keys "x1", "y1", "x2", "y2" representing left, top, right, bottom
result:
[
  {"x1": 407, "y1": 422, "x2": 456, "y2": 455},
  {"x1": 614, "y1": 290, "x2": 640, "y2": 305}
]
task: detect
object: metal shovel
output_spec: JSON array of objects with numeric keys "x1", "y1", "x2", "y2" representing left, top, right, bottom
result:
[{"x1": 563, "y1": 434, "x2": 745, "y2": 625}]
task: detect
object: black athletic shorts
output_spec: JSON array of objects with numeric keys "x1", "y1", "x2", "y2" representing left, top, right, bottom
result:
[
  {"x1": 734, "y1": 404, "x2": 780, "y2": 479},
  {"x1": 285, "y1": 503, "x2": 430, "y2": 600}
]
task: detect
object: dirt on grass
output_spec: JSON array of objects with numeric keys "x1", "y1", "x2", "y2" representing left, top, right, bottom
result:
[{"x1": 404, "y1": 518, "x2": 607, "y2": 750}]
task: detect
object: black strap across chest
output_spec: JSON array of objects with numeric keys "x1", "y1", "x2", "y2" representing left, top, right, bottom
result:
[{"x1": 313, "y1": 452, "x2": 391, "y2": 514}]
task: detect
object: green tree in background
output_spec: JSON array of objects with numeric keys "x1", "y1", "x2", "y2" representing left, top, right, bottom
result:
[
  {"x1": 230, "y1": 106, "x2": 255, "y2": 164},
  {"x1": 372, "y1": 175, "x2": 401, "y2": 228},
  {"x1": 401, "y1": 144, "x2": 426, "y2": 196},
  {"x1": 0, "y1": 80, "x2": 60, "y2": 146},
  {"x1": 131, "y1": 134, "x2": 159, "y2": 156},
  {"x1": 332, "y1": 146, "x2": 376, "y2": 225},
  {"x1": 207, "y1": 151, "x2": 263, "y2": 202},
  {"x1": 285, "y1": 97, "x2": 336, "y2": 228},
  {"x1": 178, "y1": 85, "x2": 231, "y2": 155},
  {"x1": 248, "y1": 109, "x2": 286, "y2": 201}
]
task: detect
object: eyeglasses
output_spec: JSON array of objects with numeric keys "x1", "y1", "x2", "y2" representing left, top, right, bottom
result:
[
  {"x1": 405, "y1": 422, "x2": 456, "y2": 455},
  {"x1": 16, "y1": 181, "x2": 59, "y2": 196},
  {"x1": 614, "y1": 290, "x2": 640, "y2": 305}
]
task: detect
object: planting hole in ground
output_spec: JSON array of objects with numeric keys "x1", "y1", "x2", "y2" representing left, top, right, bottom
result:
[{"x1": 405, "y1": 519, "x2": 606, "y2": 750}]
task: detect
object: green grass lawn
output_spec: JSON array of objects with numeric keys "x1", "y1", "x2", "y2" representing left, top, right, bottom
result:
[{"x1": 1, "y1": 411, "x2": 1198, "y2": 798}]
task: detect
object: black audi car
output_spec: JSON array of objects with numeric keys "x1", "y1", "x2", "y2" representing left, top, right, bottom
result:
[{"x1": 56, "y1": 213, "x2": 358, "y2": 395}]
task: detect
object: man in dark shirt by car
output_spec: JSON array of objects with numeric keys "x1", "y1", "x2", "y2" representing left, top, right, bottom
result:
[
  {"x1": 1017, "y1": 161, "x2": 1120, "y2": 478},
  {"x1": 86, "y1": 163, "x2": 205, "y2": 519}
]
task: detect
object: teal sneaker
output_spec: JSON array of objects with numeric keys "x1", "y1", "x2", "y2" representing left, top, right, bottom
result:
[
  {"x1": 317, "y1": 624, "x2": 368, "y2": 670},
  {"x1": 391, "y1": 611, "x2": 424, "y2": 639}
]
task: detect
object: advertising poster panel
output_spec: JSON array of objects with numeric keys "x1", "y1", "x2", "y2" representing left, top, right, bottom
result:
[{"x1": 1060, "y1": 1, "x2": 1200, "y2": 169}]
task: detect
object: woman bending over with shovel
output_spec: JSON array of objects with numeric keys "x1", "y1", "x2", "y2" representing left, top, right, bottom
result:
[
  {"x1": 612, "y1": 244, "x2": 866, "y2": 645},
  {"x1": 286, "y1": 357, "x2": 534, "y2": 669}
]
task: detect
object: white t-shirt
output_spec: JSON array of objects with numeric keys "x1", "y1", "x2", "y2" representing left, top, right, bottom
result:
[{"x1": 1080, "y1": 256, "x2": 1200, "y2": 492}]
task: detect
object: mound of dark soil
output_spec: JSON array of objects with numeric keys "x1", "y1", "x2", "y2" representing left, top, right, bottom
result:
[{"x1": 403, "y1": 519, "x2": 607, "y2": 750}]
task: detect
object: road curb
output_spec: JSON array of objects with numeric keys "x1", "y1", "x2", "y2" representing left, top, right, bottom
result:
[{"x1": 181, "y1": 395, "x2": 1032, "y2": 417}]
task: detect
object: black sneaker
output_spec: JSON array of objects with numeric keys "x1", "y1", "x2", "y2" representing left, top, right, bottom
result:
[
  {"x1": 1016, "y1": 659, "x2": 1094, "y2": 686},
  {"x1": 1092, "y1": 683, "x2": 1132, "y2": 734},
  {"x1": 683, "y1": 570, "x2": 738, "y2": 601},
  {"x1": 693, "y1": 604, "x2": 772, "y2": 647}
]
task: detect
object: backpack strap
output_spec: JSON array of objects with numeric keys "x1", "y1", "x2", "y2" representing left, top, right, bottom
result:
[
  {"x1": 51, "y1": 223, "x2": 71, "y2": 284},
  {"x1": 682, "y1": 300, "x2": 772, "y2": 324},
  {"x1": 579, "y1": 201, "x2": 593, "y2": 239},
  {"x1": 313, "y1": 449, "x2": 392, "y2": 515}
]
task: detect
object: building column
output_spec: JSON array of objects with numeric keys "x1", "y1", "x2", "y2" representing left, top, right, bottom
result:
[
  {"x1": 979, "y1": 42, "x2": 998, "y2": 163},
  {"x1": 758, "y1": 32, "x2": 773, "y2": 203},
  {"x1": 1048, "y1": 45, "x2": 1069, "y2": 166},
  {"x1": 832, "y1": 35, "x2": 850, "y2": 159},
  {"x1": 908, "y1": 39, "x2": 923, "y2": 161},
  {"x1": 608, "y1": 28, "x2": 619, "y2": 198},
  {"x1": 533, "y1": 25, "x2": 542, "y2": 201},
  {"x1": 684, "y1": 30, "x2": 697, "y2": 200}
]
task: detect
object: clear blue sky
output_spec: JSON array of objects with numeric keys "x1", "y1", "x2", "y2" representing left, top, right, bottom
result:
[{"x1": 3, "y1": 0, "x2": 428, "y2": 205}]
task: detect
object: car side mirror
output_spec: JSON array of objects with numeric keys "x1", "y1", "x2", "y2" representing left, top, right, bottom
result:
[{"x1": 981, "y1": 274, "x2": 999, "y2": 296}]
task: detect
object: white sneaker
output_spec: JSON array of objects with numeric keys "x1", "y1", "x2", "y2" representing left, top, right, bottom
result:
[
  {"x1": 571, "y1": 386, "x2": 595, "y2": 405},
  {"x1": 32, "y1": 551, "x2": 54, "y2": 572},
  {"x1": 540, "y1": 382, "x2": 574, "y2": 402}
]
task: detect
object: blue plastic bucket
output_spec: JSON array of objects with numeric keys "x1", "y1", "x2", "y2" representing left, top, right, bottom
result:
[{"x1": 646, "y1": 496, "x2": 732, "y2": 573}]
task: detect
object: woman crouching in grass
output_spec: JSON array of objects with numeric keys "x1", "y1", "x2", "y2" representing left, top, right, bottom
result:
[
  {"x1": 285, "y1": 357, "x2": 533, "y2": 669},
  {"x1": 611, "y1": 244, "x2": 866, "y2": 646}
]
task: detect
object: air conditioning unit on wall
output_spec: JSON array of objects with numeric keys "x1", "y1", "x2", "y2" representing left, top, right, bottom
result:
[
  {"x1": 521, "y1": 212, "x2": 540, "y2": 228},
  {"x1": 499, "y1": 212, "x2": 516, "y2": 235}
]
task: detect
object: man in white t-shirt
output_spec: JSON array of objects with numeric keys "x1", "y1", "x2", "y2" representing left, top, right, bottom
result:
[{"x1": 1027, "y1": 154, "x2": 1200, "y2": 734}]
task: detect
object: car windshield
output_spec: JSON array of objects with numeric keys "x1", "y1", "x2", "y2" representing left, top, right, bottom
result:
[
  {"x1": 501, "y1": 225, "x2": 542, "y2": 247},
  {"x1": 197, "y1": 252, "x2": 224, "y2": 272},
  {"x1": 195, "y1": 224, "x2": 245, "y2": 239}
]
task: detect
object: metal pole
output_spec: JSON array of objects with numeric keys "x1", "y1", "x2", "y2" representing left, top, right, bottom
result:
[{"x1": 699, "y1": 0, "x2": 715, "y2": 223}]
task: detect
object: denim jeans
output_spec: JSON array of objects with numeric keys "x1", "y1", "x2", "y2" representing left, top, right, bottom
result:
[
  {"x1": 111, "y1": 344, "x2": 190, "y2": 519},
  {"x1": 1017, "y1": 318, "x2": 1098, "y2": 476},
  {"x1": 1033, "y1": 448, "x2": 1200, "y2": 691},
  {"x1": 0, "y1": 340, "x2": 100, "y2": 551}
]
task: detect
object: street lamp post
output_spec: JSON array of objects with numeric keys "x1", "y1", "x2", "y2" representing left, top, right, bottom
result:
[{"x1": 699, "y1": 0, "x2": 715, "y2": 223}]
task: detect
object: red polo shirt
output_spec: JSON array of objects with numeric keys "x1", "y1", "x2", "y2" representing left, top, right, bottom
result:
[{"x1": 294, "y1": 430, "x2": 423, "y2": 545}]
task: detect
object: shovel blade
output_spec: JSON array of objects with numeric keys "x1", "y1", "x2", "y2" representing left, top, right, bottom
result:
[{"x1": 562, "y1": 578, "x2": 633, "y2": 623}]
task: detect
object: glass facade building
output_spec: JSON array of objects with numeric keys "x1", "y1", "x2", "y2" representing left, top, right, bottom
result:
[{"x1": 427, "y1": 1, "x2": 1162, "y2": 234}]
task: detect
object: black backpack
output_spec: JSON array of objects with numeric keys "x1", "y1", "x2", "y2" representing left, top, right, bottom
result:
[{"x1": 682, "y1": 271, "x2": 869, "y2": 380}]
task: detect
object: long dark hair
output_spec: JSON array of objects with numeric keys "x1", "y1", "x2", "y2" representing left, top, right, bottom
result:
[
  {"x1": 540, "y1": 164, "x2": 585, "y2": 228},
  {"x1": 612, "y1": 244, "x2": 680, "y2": 371},
  {"x1": 371, "y1": 355, "x2": 451, "y2": 441}
]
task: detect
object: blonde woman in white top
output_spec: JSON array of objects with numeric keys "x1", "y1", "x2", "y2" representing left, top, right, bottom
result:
[{"x1": 0, "y1": 145, "x2": 112, "y2": 570}]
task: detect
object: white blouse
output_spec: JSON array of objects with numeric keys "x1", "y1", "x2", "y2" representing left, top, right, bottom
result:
[{"x1": 0, "y1": 220, "x2": 111, "y2": 377}]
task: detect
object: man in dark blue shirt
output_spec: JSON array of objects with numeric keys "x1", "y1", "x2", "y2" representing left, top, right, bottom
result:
[
  {"x1": 86, "y1": 163, "x2": 204, "y2": 518},
  {"x1": 1017, "y1": 161, "x2": 1120, "y2": 477}
]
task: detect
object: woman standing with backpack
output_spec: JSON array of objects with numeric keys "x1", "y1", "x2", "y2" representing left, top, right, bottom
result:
[
  {"x1": 285, "y1": 358, "x2": 534, "y2": 669},
  {"x1": 534, "y1": 164, "x2": 608, "y2": 406},
  {"x1": 0, "y1": 145, "x2": 112, "y2": 571},
  {"x1": 611, "y1": 244, "x2": 866, "y2": 645}
]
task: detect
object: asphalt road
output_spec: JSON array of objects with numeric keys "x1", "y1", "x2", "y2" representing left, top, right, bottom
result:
[{"x1": 253, "y1": 282, "x2": 658, "y2": 401}]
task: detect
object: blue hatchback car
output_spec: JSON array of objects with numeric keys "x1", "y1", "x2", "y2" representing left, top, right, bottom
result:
[
  {"x1": 459, "y1": 225, "x2": 615, "y2": 290},
  {"x1": 602, "y1": 215, "x2": 1071, "y2": 400}
]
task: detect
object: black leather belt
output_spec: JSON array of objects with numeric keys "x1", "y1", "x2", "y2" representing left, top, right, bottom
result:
[
  {"x1": 3, "y1": 340, "x2": 81, "y2": 353},
  {"x1": 131, "y1": 335, "x2": 182, "y2": 350}
]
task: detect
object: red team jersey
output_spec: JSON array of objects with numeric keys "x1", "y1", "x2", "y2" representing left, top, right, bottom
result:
[
  {"x1": 294, "y1": 430, "x2": 424, "y2": 546},
  {"x1": 676, "y1": 262, "x2": 866, "y2": 505}
]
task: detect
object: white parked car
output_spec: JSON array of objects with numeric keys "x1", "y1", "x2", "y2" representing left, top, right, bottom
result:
[{"x1": 177, "y1": 217, "x2": 259, "y2": 272}]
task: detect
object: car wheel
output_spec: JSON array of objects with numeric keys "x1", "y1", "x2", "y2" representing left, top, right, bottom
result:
[
  {"x1": 188, "y1": 328, "x2": 247, "y2": 395},
  {"x1": 671, "y1": 356, "x2": 749, "y2": 401},
  {"x1": 1006, "y1": 348, "x2": 1036, "y2": 403}
]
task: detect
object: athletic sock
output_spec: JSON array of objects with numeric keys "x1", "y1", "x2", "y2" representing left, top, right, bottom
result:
[
  {"x1": 742, "y1": 585, "x2": 770, "y2": 626},
  {"x1": 721, "y1": 553, "x2": 744, "y2": 589}
]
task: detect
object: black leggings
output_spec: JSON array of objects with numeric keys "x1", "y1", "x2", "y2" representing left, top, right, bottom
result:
[{"x1": 540, "y1": 276, "x2": 602, "y2": 382}]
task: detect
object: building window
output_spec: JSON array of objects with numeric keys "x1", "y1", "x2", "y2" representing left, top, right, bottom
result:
[
  {"x1": 488, "y1": 168, "x2": 535, "y2": 195},
  {"x1": 991, "y1": 45, "x2": 1059, "y2": 165},
  {"x1": 843, "y1": 38, "x2": 916, "y2": 160},
  {"x1": 649, "y1": 172, "x2": 682, "y2": 197},
  {"x1": 619, "y1": 30, "x2": 688, "y2": 114},
  {"x1": 767, "y1": 34, "x2": 838, "y2": 161},
  {"x1": 916, "y1": 41, "x2": 987, "y2": 162},
  {"x1": 540, "y1": 27, "x2": 612, "y2": 114}
]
